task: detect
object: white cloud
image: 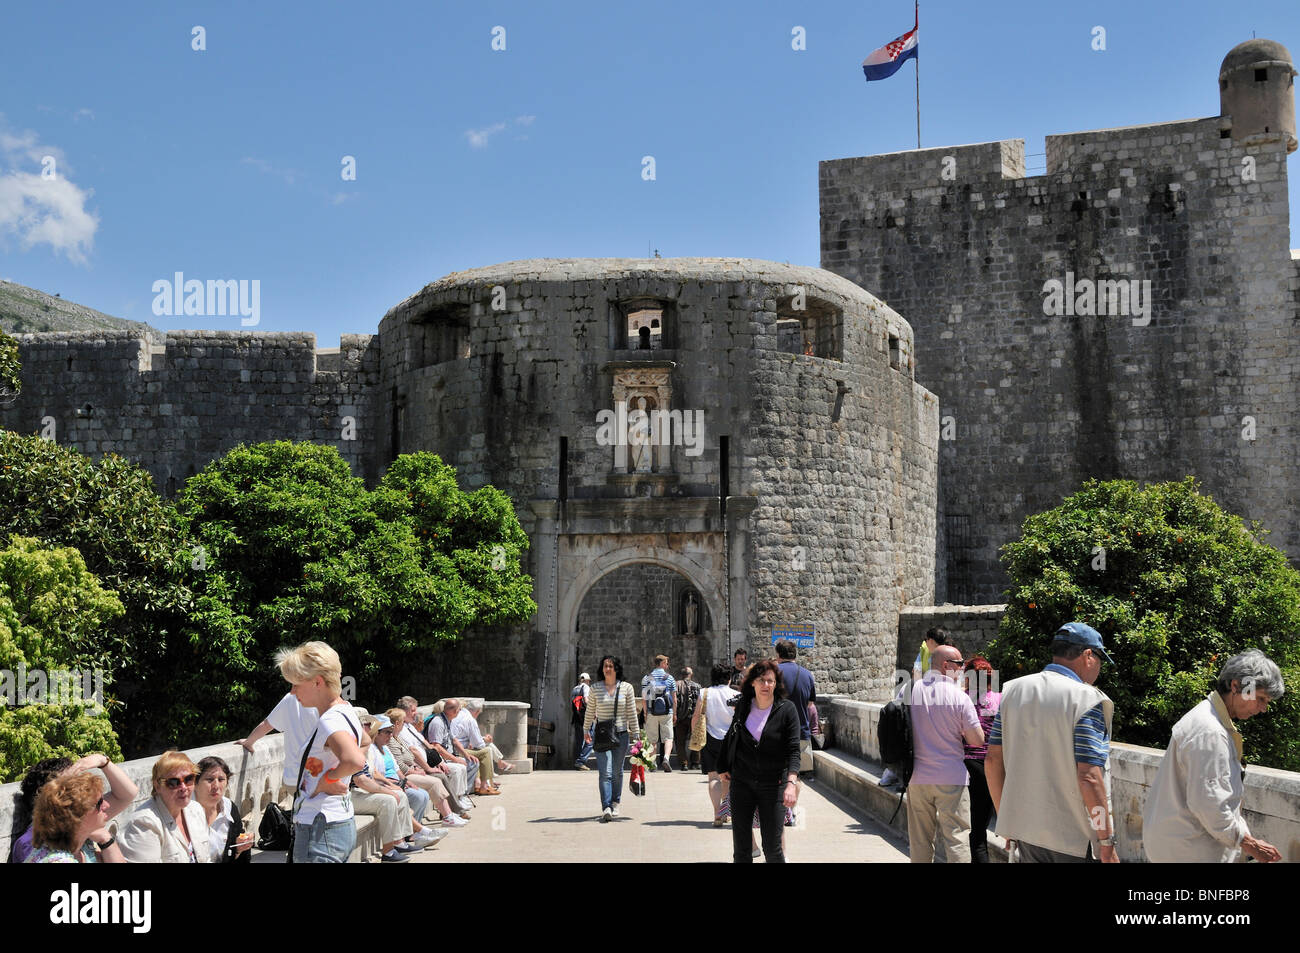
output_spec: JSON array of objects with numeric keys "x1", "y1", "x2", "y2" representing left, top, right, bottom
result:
[
  {"x1": 0, "y1": 117, "x2": 96, "y2": 263},
  {"x1": 72, "y1": 108, "x2": 95, "y2": 122},
  {"x1": 464, "y1": 115, "x2": 537, "y2": 149},
  {"x1": 241, "y1": 156, "x2": 299, "y2": 186},
  {"x1": 465, "y1": 122, "x2": 507, "y2": 149}
]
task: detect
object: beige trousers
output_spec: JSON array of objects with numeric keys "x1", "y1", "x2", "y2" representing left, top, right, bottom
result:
[{"x1": 906, "y1": 783, "x2": 972, "y2": 863}]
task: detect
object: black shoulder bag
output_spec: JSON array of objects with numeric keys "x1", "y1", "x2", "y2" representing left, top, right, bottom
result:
[
  {"x1": 284, "y1": 725, "x2": 319, "y2": 864},
  {"x1": 592, "y1": 683, "x2": 622, "y2": 752}
]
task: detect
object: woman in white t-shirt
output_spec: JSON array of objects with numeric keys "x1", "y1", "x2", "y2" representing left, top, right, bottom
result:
[
  {"x1": 691, "y1": 661, "x2": 741, "y2": 827},
  {"x1": 275, "y1": 641, "x2": 365, "y2": 863}
]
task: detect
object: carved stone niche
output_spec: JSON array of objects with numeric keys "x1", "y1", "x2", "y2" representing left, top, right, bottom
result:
[{"x1": 602, "y1": 361, "x2": 679, "y2": 484}]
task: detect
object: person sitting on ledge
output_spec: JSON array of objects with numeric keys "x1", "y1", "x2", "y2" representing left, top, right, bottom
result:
[
  {"x1": 460, "y1": 699, "x2": 514, "y2": 776},
  {"x1": 10, "y1": 752, "x2": 137, "y2": 864},
  {"x1": 430, "y1": 698, "x2": 499, "y2": 796},
  {"x1": 25, "y1": 772, "x2": 125, "y2": 863},
  {"x1": 118, "y1": 751, "x2": 212, "y2": 863}
]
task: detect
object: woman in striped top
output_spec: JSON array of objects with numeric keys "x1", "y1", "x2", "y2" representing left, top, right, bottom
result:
[{"x1": 582, "y1": 655, "x2": 639, "y2": 822}]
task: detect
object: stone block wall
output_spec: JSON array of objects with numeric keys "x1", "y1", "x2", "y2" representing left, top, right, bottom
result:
[
  {"x1": 0, "y1": 330, "x2": 382, "y2": 490},
  {"x1": 822, "y1": 117, "x2": 1299, "y2": 603},
  {"x1": 822, "y1": 695, "x2": 1300, "y2": 863},
  {"x1": 897, "y1": 604, "x2": 1007, "y2": 674},
  {"x1": 378, "y1": 259, "x2": 939, "y2": 717}
]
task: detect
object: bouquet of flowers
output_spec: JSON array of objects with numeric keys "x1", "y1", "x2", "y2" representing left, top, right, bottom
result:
[{"x1": 628, "y1": 733, "x2": 656, "y2": 796}]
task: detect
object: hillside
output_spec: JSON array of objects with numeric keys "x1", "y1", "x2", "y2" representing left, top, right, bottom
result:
[{"x1": 0, "y1": 279, "x2": 159, "y2": 335}]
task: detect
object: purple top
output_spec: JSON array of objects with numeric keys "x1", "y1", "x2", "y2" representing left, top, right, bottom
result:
[
  {"x1": 10, "y1": 825, "x2": 34, "y2": 864},
  {"x1": 745, "y1": 704, "x2": 773, "y2": 742},
  {"x1": 909, "y1": 672, "x2": 981, "y2": 786},
  {"x1": 964, "y1": 691, "x2": 1002, "y2": 760}
]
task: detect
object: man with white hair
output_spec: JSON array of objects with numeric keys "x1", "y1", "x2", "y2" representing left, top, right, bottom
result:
[
  {"x1": 1143, "y1": 650, "x2": 1284, "y2": 863},
  {"x1": 430, "y1": 698, "x2": 498, "y2": 796},
  {"x1": 461, "y1": 698, "x2": 514, "y2": 776}
]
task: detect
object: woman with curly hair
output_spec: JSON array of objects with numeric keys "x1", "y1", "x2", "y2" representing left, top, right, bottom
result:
[
  {"x1": 26, "y1": 772, "x2": 124, "y2": 863},
  {"x1": 717, "y1": 658, "x2": 800, "y2": 863}
]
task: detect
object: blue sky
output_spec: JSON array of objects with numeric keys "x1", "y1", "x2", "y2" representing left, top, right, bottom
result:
[{"x1": 1, "y1": 0, "x2": 1296, "y2": 345}]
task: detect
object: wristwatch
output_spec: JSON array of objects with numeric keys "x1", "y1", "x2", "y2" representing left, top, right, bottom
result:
[
  {"x1": 1097, "y1": 835, "x2": 1116, "y2": 847},
  {"x1": 95, "y1": 835, "x2": 116, "y2": 850}
]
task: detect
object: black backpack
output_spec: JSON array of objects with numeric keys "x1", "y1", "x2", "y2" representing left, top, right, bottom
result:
[
  {"x1": 876, "y1": 695, "x2": 913, "y2": 823},
  {"x1": 256, "y1": 802, "x2": 293, "y2": 851},
  {"x1": 678, "y1": 681, "x2": 700, "y2": 719}
]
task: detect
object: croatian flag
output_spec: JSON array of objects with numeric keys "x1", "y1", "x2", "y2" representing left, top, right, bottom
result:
[{"x1": 862, "y1": 17, "x2": 918, "y2": 81}]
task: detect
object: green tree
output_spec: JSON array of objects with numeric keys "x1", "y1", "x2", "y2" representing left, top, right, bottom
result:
[
  {"x1": 0, "y1": 536, "x2": 124, "y2": 782},
  {"x1": 0, "y1": 431, "x2": 193, "y2": 755},
  {"x1": 0, "y1": 330, "x2": 20, "y2": 404},
  {"x1": 989, "y1": 478, "x2": 1300, "y2": 771},
  {"x1": 176, "y1": 442, "x2": 535, "y2": 735}
]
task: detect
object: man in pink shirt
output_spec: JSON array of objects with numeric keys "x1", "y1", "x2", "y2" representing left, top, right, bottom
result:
[{"x1": 906, "y1": 645, "x2": 984, "y2": 863}]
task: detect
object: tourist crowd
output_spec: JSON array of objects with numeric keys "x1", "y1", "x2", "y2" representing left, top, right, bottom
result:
[
  {"x1": 9, "y1": 625, "x2": 1287, "y2": 865},
  {"x1": 9, "y1": 640, "x2": 513, "y2": 864},
  {"x1": 889, "y1": 624, "x2": 1285, "y2": 864}
]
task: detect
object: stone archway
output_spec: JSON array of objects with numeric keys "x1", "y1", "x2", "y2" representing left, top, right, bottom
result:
[{"x1": 558, "y1": 545, "x2": 727, "y2": 663}]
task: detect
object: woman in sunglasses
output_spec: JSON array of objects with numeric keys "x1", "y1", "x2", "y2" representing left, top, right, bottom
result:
[
  {"x1": 25, "y1": 773, "x2": 125, "y2": 863},
  {"x1": 118, "y1": 751, "x2": 212, "y2": 863}
]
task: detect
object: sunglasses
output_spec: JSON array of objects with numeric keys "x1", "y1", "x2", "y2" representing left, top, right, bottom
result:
[
  {"x1": 96, "y1": 796, "x2": 110, "y2": 811},
  {"x1": 163, "y1": 774, "x2": 198, "y2": 789}
]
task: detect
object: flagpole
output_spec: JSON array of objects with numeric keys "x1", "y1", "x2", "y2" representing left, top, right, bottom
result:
[{"x1": 915, "y1": 1, "x2": 921, "y2": 149}]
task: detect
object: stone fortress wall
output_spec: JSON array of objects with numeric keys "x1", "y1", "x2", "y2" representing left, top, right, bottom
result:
[
  {"x1": 2, "y1": 330, "x2": 381, "y2": 491},
  {"x1": 821, "y1": 38, "x2": 1299, "y2": 603},
  {"x1": 375, "y1": 259, "x2": 939, "y2": 729},
  {"x1": 0, "y1": 260, "x2": 939, "y2": 747}
]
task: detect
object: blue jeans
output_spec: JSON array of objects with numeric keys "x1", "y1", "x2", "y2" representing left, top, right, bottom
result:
[
  {"x1": 595, "y1": 730, "x2": 630, "y2": 810},
  {"x1": 574, "y1": 729, "x2": 594, "y2": 767},
  {"x1": 293, "y1": 815, "x2": 356, "y2": 863},
  {"x1": 404, "y1": 785, "x2": 431, "y2": 823}
]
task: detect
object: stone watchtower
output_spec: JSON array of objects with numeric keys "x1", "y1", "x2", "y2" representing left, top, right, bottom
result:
[
  {"x1": 1220, "y1": 38, "x2": 1297, "y2": 154},
  {"x1": 378, "y1": 258, "x2": 939, "y2": 743},
  {"x1": 821, "y1": 39, "x2": 1300, "y2": 604}
]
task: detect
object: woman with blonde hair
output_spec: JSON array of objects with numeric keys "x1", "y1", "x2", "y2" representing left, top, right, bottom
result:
[
  {"x1": 26, "y1": 773, "x2": 124, "y2": 863},
  {"x1": 118, "y1": 751, "x2": 211, "y2": 863},
  {"x1": 276, "y1": 640, "x2": 365, "y2": 863}
]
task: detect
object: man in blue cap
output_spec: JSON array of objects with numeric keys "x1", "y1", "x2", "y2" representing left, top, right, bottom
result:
[{"x1": 985, "y1": 622, "x2": 1118, "y2": 863}]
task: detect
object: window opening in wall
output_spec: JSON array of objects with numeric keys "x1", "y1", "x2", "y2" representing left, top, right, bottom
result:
[
  {"x1": 1255, "y1": 68, "x2": 1268, "y2": 82},
  {"x1": 611, "y1": 298, "x2": 676, "y2": 350},
  {"x1": 628, "y1": 308, "x2": 662, "y2": 349},
  {"x1": 559, "y1": 436, "x2": 568, "y2": 503},
  {"x1": 945, "y1": 513, "x2": 973, "y2": 606},
  {"x1": 413, "y1": 303, "x2": 471, "y2": 369},
  {"x1": 888, "y1": 335, "x2": 901, "y2": 369},
  {"x1": 775, "y1": 295, "x2": 843, "y2": 360}
]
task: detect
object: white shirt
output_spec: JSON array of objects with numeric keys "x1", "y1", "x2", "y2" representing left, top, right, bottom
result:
[
  {"x1": 118, "y1": 797, "x2": 211, "y2": 864},
  {"x1": 451, "y1": 710, "x2": 485, "y2": 749},
  {"x1": 295, "y1": 703, "x2": 361, "y2": 824},
  {"x1": 266, "y1": 692, "x2": 319, "y2": 786},
  {"x1": 400, "y1": 723, "x2": 430, "y2": 761},
  {"x1": 704, "y1": 686, "x2": 740, "y2": 739},
  {"x1": 206, "y1": 797, "x2": 236, "y2": 863},
  {"x1": 1142, "y1": 693, "x2": 1250, "y2": 863}
]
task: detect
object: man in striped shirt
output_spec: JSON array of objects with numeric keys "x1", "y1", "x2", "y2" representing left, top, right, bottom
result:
[{"x1": 985, "y1": 622, "x2": 1118, "y2": 863}]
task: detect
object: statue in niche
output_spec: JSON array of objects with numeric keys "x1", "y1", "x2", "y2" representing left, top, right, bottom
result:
[
  {"x1": 628, "y1": 396, "x2": 653, "y2": 472},
  {"x1": 684, "y1": 591, "x2": 698, "y2": 635}
]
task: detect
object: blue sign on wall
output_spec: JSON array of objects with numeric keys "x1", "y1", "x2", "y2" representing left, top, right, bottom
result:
[{"x1": 771, "y1": 625, "x2": 814, "y2": 649}]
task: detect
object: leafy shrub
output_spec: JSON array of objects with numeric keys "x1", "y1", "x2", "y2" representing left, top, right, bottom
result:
[
  {"x1": 0, "y1": 536, "x2": 124, "y2": 781},
  {"x1": 988, "y1": 478, "x2": 1300, "y2": 771}
]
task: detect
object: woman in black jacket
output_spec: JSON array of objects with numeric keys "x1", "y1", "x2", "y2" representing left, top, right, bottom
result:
[{"x1": 718, "y1": 658, "x2": 801, "y2": 862}]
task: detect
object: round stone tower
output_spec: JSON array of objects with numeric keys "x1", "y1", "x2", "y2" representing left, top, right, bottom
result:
[
  {"x1": 375, "y1": 258, "x2": 940, "y2": 746},
  {"x1": 1219, "y1": 38, "x2": 1297, "y2": 153}
]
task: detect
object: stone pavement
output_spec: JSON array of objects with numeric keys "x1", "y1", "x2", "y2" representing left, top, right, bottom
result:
[{"x1": 404, "y1": 767, "x2": 908, "y2": 863}]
